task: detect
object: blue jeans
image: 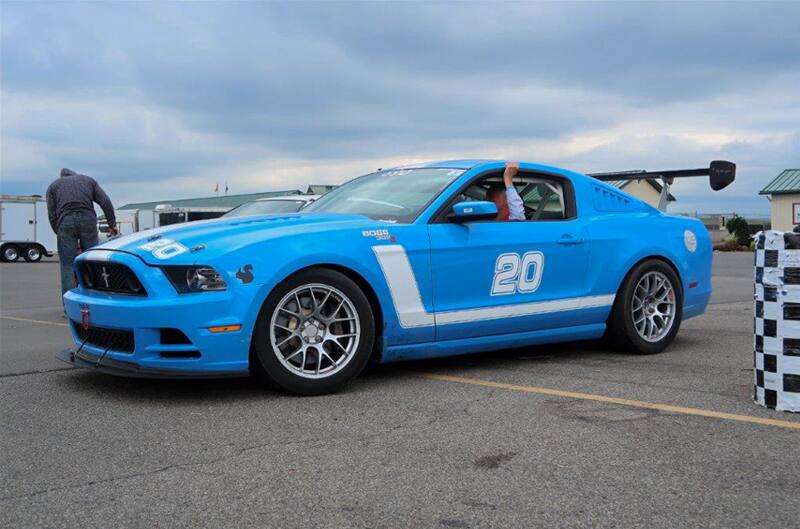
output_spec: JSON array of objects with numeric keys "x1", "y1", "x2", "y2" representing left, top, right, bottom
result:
[{"x1": 57, "y1": 211, "x2": 99, "y2": 294}]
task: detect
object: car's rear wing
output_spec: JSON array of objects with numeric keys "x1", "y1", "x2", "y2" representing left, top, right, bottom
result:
[{"x1": 588, "y1": 160, "x2": 736, "y2": 211}]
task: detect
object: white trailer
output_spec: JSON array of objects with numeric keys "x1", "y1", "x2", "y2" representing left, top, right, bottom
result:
[
  {"x1": 96, "y1": 204, "x2": 230, "y2": 242},
  {"x1": 0, "y1": 195, "x2": 57, "y2": 262},
  {"x1": 151, "y1": 204, "x2": 230, "y2": 226},
  {"x1": 98, "y1": 208, "x2": 157, "y2": 242}
]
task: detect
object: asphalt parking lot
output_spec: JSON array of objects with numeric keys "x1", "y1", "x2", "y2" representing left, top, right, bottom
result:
[{"x1": 2, "y1": 252, "x2": 797, "y2": 529}]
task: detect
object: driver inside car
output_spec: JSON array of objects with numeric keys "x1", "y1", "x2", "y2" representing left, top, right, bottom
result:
[{"x1": 486, "y1": 161, "x2": 525, "y2": 221}]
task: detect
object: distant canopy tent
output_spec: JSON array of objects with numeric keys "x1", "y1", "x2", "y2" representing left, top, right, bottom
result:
[{"x1": 306, "y1": 184, "x2": 338, "y2": 195}]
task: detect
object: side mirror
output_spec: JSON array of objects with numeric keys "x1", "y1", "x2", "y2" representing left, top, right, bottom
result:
[
  {"x1": 709, "y1": 160, "x2": 736, "y2": 191},
  {"x1": 451, "y1": 201, "x2": 498, "y2": 222}
]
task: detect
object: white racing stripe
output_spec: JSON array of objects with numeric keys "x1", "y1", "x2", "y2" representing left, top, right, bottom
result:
[
  {"x1": 372, "y1": 245, "x2": 436, "y2": 328},
  {"x1": 436, "y1": 294, "x2": 615, "y2": 325},
  {"x1": 372, "y1": 244, "x2": 614, "y2": 328},
  {"x1": 98, "y1": 226, "x2": 173, "y2": 250},
  {"x1": 97, "y1": 217, "x2": 223, "y2": 251},
  {"x1": 81, "y1": 249, "x2": 114, "y2": 261}
]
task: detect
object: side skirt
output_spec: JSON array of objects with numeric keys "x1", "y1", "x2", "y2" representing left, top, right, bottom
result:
[{"x1": 382, "y1": 322, "x2": 607, "y2": 362}]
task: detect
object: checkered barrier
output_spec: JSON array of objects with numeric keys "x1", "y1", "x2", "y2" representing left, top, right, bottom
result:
[{"x1": 754, "y1": 231, "x2": 800, "y2": 412}]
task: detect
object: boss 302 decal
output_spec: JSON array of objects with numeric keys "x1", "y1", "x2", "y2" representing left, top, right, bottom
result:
[
  {"x1": 372, "y1": 244, "x2": 614, "y2": 329},
  {"x1": 362, "y1": 229, "x2": 394, "y2": 241}
]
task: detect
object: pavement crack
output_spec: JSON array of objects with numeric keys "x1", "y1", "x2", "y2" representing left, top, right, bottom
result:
[
  {"x1": 1, "y1": 431, "x2": 405, "y2": 502},
  {"x1": 0, "y1": 464, "x2": 182, "y2": 502},
  {"x1": 0, "y1": 367, "x2": 74, "y2": 378},
  {"x1": 463, "y1": 387, "x2": 496, "y2": 416}
]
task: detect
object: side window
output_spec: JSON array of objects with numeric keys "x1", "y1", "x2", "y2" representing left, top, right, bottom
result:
[
  {"x1": 441, "y1": 171, "x2": 574, "y2": 223},
  {"x1": 453, "y1": 175, "x2": 567, "y2": 221},
  {"x1": 518, "y1": 180, "x2": 566, "y2": 220}
]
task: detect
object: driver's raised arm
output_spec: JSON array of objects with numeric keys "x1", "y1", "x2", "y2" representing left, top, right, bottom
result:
[{"x1": 504, "y1": 162, "x2": 525, "y2": 221}]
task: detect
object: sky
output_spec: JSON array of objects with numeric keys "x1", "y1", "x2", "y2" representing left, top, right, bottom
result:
[{"x1": 1, "y1": 1, "x2": 798, "y2": 216}]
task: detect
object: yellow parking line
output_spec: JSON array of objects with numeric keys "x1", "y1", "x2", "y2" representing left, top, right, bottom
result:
[
  {"x1": 0, "y1": 315, "x2": 68, "y2": 328},
  {"x1": 419, "y1": 373, "x2": 800, "y2": 430}
]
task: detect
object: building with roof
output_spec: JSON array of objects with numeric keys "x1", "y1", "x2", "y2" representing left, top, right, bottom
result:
[
  {"x1": 759, "y1": 169, "x2": 800, "y2": 231},
  {"x1": 107, "y1": 186, "x2": 337, "y2": 234},
  {"x1": 608, "y1": 179, "x2": 676, "y2": 209},
  {"x1": 586, "y1": 168, "x2": 676, "y2": 209},
  {"x1": 109, "y1": 190, "x2": 304, "y2": 234}
]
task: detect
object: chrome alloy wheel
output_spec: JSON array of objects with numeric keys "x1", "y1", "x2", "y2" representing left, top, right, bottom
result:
[
  {"x1": 631, "y1": 271, "x2": 676, "y2": 342},
  {"x1": 269, "y1": 283, "x2": 361, "y2": 379},
  {"x1": 4, "y1": 247, "x2": 18, "y2": 261}
]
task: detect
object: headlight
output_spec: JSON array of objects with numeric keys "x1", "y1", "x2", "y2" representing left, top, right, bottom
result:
[{"x1": 161, "y1": 266, "x2": 227, "y2": 293}]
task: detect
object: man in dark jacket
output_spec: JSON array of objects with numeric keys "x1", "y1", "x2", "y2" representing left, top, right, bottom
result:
[{"x1": 46, "y1": 168, "x2": 118, "y2": 294}]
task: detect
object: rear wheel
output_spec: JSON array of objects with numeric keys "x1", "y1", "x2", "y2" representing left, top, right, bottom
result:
[
  {"x1": 2, "y1": 244, "x2": 20, "y2": 263},
  {"x1": 23, "y1": 245, "x2": 43, "y2": 262},
  {"x1": 251, "y1": 268, "x2": 375, "y2": 395},
  {"x1": 606, "y1": 259, "x2": 682, "y2": 355}
]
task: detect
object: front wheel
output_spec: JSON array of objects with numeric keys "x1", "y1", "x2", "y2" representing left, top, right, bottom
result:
[
  {"x1": 251, "y1": 268, "x2": 375, "y2": 395},
  {"x1": 606, "y1": 259, "x2": 683, "y2": 355}
]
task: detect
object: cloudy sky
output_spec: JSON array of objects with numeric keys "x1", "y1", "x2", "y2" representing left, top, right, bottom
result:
[{"x1": 1, "y1": 1, "x2": 798, "y2": 215}]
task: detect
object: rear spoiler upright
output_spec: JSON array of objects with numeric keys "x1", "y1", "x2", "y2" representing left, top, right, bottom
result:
[{"x1": 588, "y1": 160, "x2": 736, "y2": 211}]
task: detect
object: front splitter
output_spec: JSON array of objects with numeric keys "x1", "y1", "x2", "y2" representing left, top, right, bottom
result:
[{"x1": 56, "y1": 349, "x2": 248, "y2": 379}]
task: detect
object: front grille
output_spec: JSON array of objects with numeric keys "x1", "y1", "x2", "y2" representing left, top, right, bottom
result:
[
  {"x1": 72, "y1": 321, "x2": 135, "y2": 353},
  {"x1": 79, "y1": 261, "x2": 147, "y2": 296}
]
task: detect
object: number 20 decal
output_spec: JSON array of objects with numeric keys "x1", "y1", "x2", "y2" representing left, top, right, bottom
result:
[
  {"x1": 491, "y1": 251, "x2": 545, "y2": 296},
  {"x1": 138, "y1": 238, "x2": 189, "y2": 260}
]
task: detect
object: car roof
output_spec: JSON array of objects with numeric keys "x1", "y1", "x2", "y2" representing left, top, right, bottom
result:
[
  {"x1": 391, "y1": 160, "x2": 591, "y2": 181},
  {"x1": 392, "y1": 159, "x2": 498, "y2": 170},
  {"x1": 254, "y1": 194, "x2": 319, "y2": 202}
]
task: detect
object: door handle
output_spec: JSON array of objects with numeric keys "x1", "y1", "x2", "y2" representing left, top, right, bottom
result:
[{"x1": 558, "y1": 234, "x2": 584, "y2": 245}]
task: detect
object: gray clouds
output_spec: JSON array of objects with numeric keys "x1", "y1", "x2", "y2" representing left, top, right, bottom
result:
[{"x1": 1, "y1": 1, "x2": 798, "y2": 214}]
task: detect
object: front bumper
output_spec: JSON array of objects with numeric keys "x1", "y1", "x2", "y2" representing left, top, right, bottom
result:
[{"x1": 61, "y1": 251, "x2": 261, "y2": 377}]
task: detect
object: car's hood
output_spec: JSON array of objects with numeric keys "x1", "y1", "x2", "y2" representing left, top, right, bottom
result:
[{"x1": 94, "y1": 212, "x2": 384, "y2": 264}]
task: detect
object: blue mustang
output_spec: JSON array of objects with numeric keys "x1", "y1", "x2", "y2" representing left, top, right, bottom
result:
[{"x1": 58, "y1": 159, "x2": 730, "y2": 395}]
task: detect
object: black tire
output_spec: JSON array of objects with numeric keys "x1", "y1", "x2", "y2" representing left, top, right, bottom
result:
[
  {"x1": 23, "y1": 245, "x2": 44, "y2": 263},
  {"x1": 251, "y1": 268, "x2": 375, "y2": 395},
  {"x1": 606, "y1": 259, "x2": 683, "y2": 355},
  {"x1": 1, "y1": 244, "x2": 20, "y2": 263}
]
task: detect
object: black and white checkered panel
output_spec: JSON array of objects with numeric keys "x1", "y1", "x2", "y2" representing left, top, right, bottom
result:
[{"x1": 753, "y1": 231, "x2": 800, "y2": 412}]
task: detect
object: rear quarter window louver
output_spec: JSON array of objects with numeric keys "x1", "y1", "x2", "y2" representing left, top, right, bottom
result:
[{"x1": 592, "y1": 185, "x2": 633, "y2": 212}]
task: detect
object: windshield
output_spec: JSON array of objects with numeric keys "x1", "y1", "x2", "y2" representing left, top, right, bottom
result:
[
  {"x1": 223, "y1": 199, "x2": 308, "y2": 218},
  {"x1": 305, "y1": 168, "x2": 464, "y2": 222}
]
